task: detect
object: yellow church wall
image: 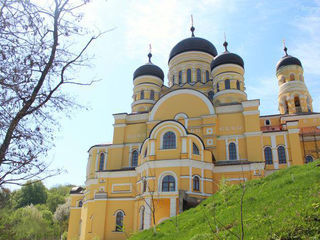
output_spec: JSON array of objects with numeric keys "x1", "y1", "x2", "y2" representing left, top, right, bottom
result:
[
  {"x1": 67, "y1": 208, "x2": 82, "y2": 240},
  {"x1": 152, "y1": 94, "x2": 212, "y2": 120},
  {"x1": 124, "y1": 124, "x2": 147, "y2": 143}
]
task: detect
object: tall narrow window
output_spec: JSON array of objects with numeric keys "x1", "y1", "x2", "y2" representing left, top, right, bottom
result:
[
  {"x1": 78, "y1": 200, "x2": 83, "y2": 207},
  {"x1": 208, "y1": 91, "x2": 214, "y2": 101},
  {"x1": 143, "y1": 179, "x2": 147, "y2": 193},
  {"x1": 115, "y1": 211, "x2": 124, "y2": 232},
  {"x1": 144, "y1": 148, "x2": 148, "y2": 157},
  {"x1": 140, "y1": 90, "x2": 144, "y2": 100},
  {"x1": 236, "y1": 80, "x2": 240, "y2": 90},
  {"x1": 162, "y1": 175, "x2": 175, "y2": 192},
  {"x1": 229, "y1": 143, "x2": 237, "y2": 160},
  {"x1": 305, "y1": 155, "x2": 313, "y2": 163},
  {"x1": 178, "y1": 71, "x2": 182, "y2": 84},
  {"x1": 162, "y1": 131, "x2": 176, "y2": 149},
  {"x1": 193, "y1": 143, "x2": 199, "y2": 155},
  {"x1": 225, "y1": 79, "x2": 230, "y2": 89},
  {"x1": 206, "y1": 70, "x2": 209, "y2": 82},
  {"x1": 277, "y1": 146, "x2": 286, "y2": 164},
  {"x1": 187, "y1": 69, "x2": 191, "y2": 83},
  {"x1": 193, "y1": 176, "x2": 200, "y2": 191},
  {"x1": 264, "y1": 147, "x2": 273, "y2": 165},
  {"x1": 217, "y1": 83, "x2": 220, "y2": 92},
  {"x1": 294, "y1": 97, "x2": 301, "y2": 113},
  {"x1": 150, "y1": 90, "x2": 154, "y2": 100},
  {"x1": 99, "y1": 153, "x2": 104, "y2": 171},
  {"x1": 172, "y1": 75, "x2": 175, "y2": 84},
  {"x1": 196, "y1": 68, "x2": 201, "y2": 82},
  {"x1": 132, "y1": 150, "x2": 138, "y2": 167}
]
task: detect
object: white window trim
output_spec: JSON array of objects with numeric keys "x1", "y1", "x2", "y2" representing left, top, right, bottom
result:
[
  {"x1": 160, "y1": 131, "x2": 177, "y2": 150},
  {"x1": 158, "y1": 171, "x2": 178, "y2": 192}
]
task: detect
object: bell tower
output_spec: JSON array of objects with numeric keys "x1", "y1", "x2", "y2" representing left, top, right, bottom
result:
[{"x1": 276, "y1": 44, "x2": 313, "y2": 114}]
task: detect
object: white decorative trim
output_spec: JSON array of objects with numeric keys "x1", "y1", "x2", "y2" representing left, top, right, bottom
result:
[
  {"x1": 136, "y1": 159, "x2": 214, "y2": 173},
  {"x1": 97, "y1": 170, "x2": 136, "y2": 178},
  {"x1": 226, "y1": 178, "x2": 247, "y2": 182},
  {"x1": 149, "y1": 89, "x2": 215, "y2": 121},
  {"x1": 113, "y1": 113, "x2": 127, "y2": 120},
  {"x1": 126, "y1": 113, "x2": 149, "y2": 122},
  {"x1": 131, "y1": 99, "x2": 155, "y2": 107},
  {"x1": 206, "y1": 128, "x2": 213, "y2": 134},
  {"x1": 243, "y1": 110, "x2": 260, "y2": 115},
  {"x1": 288, "y1": 129, "x2": 300, "y2": 134},
  {"x1": 158, "y1": 171, "x2": 178, "y2": 192},
  {"x1": 241, "y1": 99, "x2": 260, "y2": 108},
  {"x1": 112, "y1": 183, "x2": 132, "y2": 193},
  {"x1": 174, "y1": 113, "x2": 189, "y2": 128},
  {"x1": 213, "y1": 162, "x2": 264, "y2": 173},
  {"x1": 170, "y1": 198, "x2": 177, "y2": 217},
  {"x1": 211, "y1": 63, "x2": 244, "y2": 73},
  {"x1": 133, "y1": 75, "x2": 163, "y2": 82},
  {"x1": 113, "y1": 123, "x2": 127, "y2": 128},
  {"x1": 216, "y1": 104, "x2": 243, "y2": 114},
  {"x1": 281, "y1": 114, "x2": 320, "y2": 121},
  {"x1": 244, "y1": 131, "x2": 262, "y2": 137},
  {"x1": 207, "y1": 139, "x2": 213, "y2": 145},
  {"x1": 213, "y1": 89, "x2": 247, "y2": 99}
]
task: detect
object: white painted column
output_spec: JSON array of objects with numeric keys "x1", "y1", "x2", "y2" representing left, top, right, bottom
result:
[
  {"x1": 170, "y1": 198, "x2": 176, "y2": 217},
  {"x1": 236, "y1": 137, "x2": 239, "y2": 160},
  {"x1": 271, "y1": 135, "x2": 279, "y2": 169},
  {"x1": 150, "y1": 140, "x2": 155, "y2": 155},
  {"x1": 145, "y1": 198, "x2": 151, "y2": 229},
  {"x1": 182, "y1": 138, "x2": 187, "y2": 153},
  {"x1": 225, "y1": 139, "x2": 229, "y2": 160},
  {"x1": 189, "y1": 167, "x2": 192, "y2": 192},
  {"x1": 129, "y1": 145, "x2": 132, "y2": 167},
  {"x1": 201, "y1": 169, "x2": 204, "y2": 193},
  {"x1": 284, "y1": 134, "x2": 290, "y2": 166}
]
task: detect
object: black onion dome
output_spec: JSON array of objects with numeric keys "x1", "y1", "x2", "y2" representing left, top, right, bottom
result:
[
  {"x1": 133, "y1": 53, "x2": 164, "y2": 81},
  {"x1": 276, "y1": 55, "x2": 302, "y2": 71},
  {"x1": 169, "y1": 37, "x2": 218, "y2": 62},
  {"x1": 210, "y1": 52, "x2": 244, "y2": 70}
]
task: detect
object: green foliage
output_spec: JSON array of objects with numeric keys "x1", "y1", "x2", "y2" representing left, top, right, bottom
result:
[
  {"x1": 15, "y1": 181, "x2": 47, "y2": 208},
  {"x1": 0, "y1": 182, "x2": 72, "y2": 240},
  {"x1": 130, "y1": 161, "x2": 320, "y2": 240}
]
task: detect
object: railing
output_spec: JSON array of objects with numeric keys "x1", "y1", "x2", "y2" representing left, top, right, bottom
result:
[{"x1": 261, "y1": 125, "x2": 282, "y2": 132}]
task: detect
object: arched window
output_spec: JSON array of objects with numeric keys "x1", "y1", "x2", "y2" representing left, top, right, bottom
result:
[
  {"x1": 236, "y1": 80, "x2": 240, "y2": 90},
  {"x1": 196, "y1": 68, "x2": 201, "y2": 82},
  {"x1": 277, "y1": 146, "x2": 286, "y2": 164},
  {"x1": 139, "y1": 207, "x2": 145, "y2": 230},
  {"x1": 140, "y1": 90, "x2": 144, "y2": 100},
  {"x1": 132, "y1": 150, "x2": 138, "y2": 167},
  {"x1": 225, "y1": 79, "x2": 230, "y2": 89},
  {"x1": 193, "y1": 143, "x2": 199, "y2": 155},
  {"x1": 187, "y1": 69, "x2": 191, "y2": 83},
  {"x1": 305, "y1": 155, "x2": 313, "y2": 163},
  {"x1": 78, "y1": 200, "x2": 83, "y2": 207},
  {"x1": 115, "y1": 211, "x2": 124, "y2": 232},
  {"x1": 285, "y1": 100, "x2": 289, "y2": 114},
  {"x1": 290, "y1": 73, "x2": 295, "y2": 81},
  {"x1": 99, "y1": 153, "x2": 104, "y2": 171},
  {"x1": 264, "y1": 147, "x2": 273, "y2": 165},
  {"x1": 265, "y1": 119, "x2": 270, "y2": 126},
  {"x1": 294, "y1": 97, "x2": 301, "y2": 113},
  {"x1": 193, "y1": 176, "x2": 200, "y2": 191},
  {"x1": 229, "y1": 143, "x2": 237, "y2": 160},
  {"x1": 162, "y1": 175, "x2": 175, "y2": 192},
  {"x1": 206, "y1": 70, "x2": 209, "y2": 82},
  {"x1": 162, "y1": 131, "x2": 176, "y2": 149},
  {"x1": 178, "y1": 71, "x2": 182, "y2": 84},
  {"x1": 217, "y1": 83, "x2": 220, "y2": 92},
  {"x1": 172, "y1": 75, "x2": 175, "y2": 84},
  {"x1": 150, "y1": 90, "x2": 154, "y2": 100},
  {"x1": 208, "y1": 91, "x2": 214, "y2": 101}
]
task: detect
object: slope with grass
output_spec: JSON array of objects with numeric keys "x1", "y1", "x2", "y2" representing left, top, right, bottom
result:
[{"x1": 129, "y1": 161, "x2": 320, "y2": 240}]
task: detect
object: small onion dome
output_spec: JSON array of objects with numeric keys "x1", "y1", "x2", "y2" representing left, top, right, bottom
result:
[
  {"x1": 133, "y1": 52, "x2": 164, "y2": 81},
  {"x1": 276, "y1": 46, "x2": 302, "y2": 71},
  {"x1": 210, "y1": 41, "x2": 244, "y2": 70}
]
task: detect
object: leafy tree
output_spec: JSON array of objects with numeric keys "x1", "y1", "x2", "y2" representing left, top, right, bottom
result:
[
  {"x1": 0, "y1": 187, "x2": 10, "y2": 208},
  {"x1": 47, "y1": 192, "x2": 65, "y2": 213},
  {"x1": 16, "y1": 181, "x2": 47, "y2": 208},
  {"x1": 0, "y1": 0, "x2": 100, "y2": 186}
]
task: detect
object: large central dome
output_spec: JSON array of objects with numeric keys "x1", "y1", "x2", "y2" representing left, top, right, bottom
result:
[{"x1": 168, "y1": 36, "x2": 218, "y2": 62}]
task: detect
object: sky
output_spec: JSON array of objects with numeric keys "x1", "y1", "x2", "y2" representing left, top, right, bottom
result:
[{"x1": 39, "y1": 0, "x2": 320, "y2": 189}]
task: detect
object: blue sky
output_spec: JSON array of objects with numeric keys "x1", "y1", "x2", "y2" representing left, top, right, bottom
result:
[{"x1": 40, "y1": 0, "x2": 320, "y2": 188}]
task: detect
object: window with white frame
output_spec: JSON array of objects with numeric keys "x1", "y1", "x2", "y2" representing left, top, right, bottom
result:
[
  {"x1": 193, "y1": 176, "x2": 200, "y2": 191},
  {"x1": 99, "y1": 153, "x2": 104, "y2": 171},
  {"x1": 193, "y1": 143, "x2": 199, "y2": 155},
  {"x1": 277, "y1": 146, "x2": 286, "y2": 164},
  {"x1": 162, "y1": 131, "x2": 176, "y2": 149},
  {"x1": 228, "y1": 142, "x2": 237, "y2": 160},
  {"x1": 162, "y1": 175, "x2": 175, "y2": 192},
  {"x1": 131, "y1": 150, "x2": 138, "y2": 167},
  {"x1": 264, "y1": 147, "x2": 273, "y2": 164},
  {"x1": 115, "y1": 211, "x2": 124, "y2": 232}
]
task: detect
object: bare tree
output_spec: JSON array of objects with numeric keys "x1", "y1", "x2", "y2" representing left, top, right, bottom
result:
[{"x1": 0, "y1": 0, "x2": 101, "y2": 186}]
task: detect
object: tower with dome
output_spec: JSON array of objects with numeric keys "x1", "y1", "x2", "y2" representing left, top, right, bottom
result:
[{"x1": 67, "y1": 25, "x2": 320, "y2": 240}]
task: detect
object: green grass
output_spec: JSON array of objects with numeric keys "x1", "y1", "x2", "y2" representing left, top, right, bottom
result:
[{"x1": 129, "y1": 161, "x2": 320, "y2": 240}]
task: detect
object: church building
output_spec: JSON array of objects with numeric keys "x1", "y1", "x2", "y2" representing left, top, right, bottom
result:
[{"x1": 67, "y1": 25, "x2": 320, "y2": 240}]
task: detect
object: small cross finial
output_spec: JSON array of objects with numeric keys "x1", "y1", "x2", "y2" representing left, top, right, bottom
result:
[
  {"x1": 283, "y1": 39, "x2": 288, "y2": 56},
  {"x1": 223, "y1": 33, "x2": 228, "y2": 52},
  {"x1": 190, "y1": 14, "x2": 195, "y2": 37},
  {"x1": 148, "y1": 44, "x2": 152, "y2": 63}
]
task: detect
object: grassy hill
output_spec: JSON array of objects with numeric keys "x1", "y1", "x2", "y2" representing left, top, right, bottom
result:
[{"x1": 129, "y1": 161, "x2": 320, "y2": 240}]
